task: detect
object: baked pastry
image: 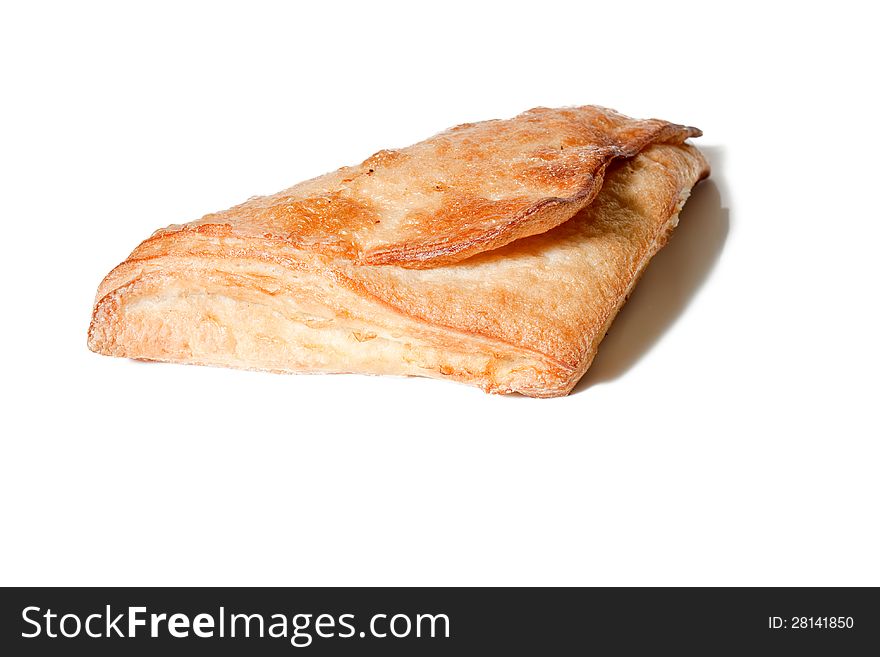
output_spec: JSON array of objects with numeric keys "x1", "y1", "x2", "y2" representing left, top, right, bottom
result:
[{"x1": 88, "y1": 106, "x2": 709, "y2": 396}]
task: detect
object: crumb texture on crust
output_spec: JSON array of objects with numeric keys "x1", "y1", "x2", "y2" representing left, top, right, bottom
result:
[
  {"x1": 151, "y1": 106, "x2": 700, "y2": 269},
  {"x1": 89, "y1": 138, "x2": 709, "y2": 397}
]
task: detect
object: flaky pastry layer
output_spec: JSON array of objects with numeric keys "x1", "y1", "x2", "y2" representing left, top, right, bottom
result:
[
  {"x1": 160, "y1": 106, "x2": 699, "y2": 268},
  {"x1": 89, "y1": 141, "x2": 709, "y2": 396}
]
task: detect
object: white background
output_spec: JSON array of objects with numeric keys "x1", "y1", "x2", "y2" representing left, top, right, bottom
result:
[{"x1": 1, "y1": 1, "x2": 877, "y2": 586}]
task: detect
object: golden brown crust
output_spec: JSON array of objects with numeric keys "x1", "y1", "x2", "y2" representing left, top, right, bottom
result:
[
  {"x1": 343, "y1": 143, "x2": 710, "y2": 379},
  {"x1": 151, "y1": 106, "x2": 699, "y2": 269},
  {"x1": 89, "y1": 137, "x2": 709, "y2": 397}
]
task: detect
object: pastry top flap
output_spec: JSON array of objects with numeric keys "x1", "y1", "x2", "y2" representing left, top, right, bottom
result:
[{"x1": 161, "y1": 106, "x2": 700, "y2": 268}]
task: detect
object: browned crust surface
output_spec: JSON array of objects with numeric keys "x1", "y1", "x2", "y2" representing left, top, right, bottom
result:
[
  {"x1": 151, "y1": 106, "x2": 700, "y2": 269},
  {"x1": 343, "y1": 143, "x2": 710, "y2": 382},
  {"x1": 89, "y1": 140, "x2": 710, "y2": 397}
]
